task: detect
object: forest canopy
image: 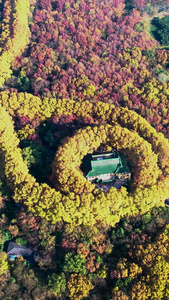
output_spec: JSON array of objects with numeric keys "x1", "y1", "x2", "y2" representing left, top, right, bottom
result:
[
  {"x1": 1, "y1": 0, "x2": 169, "y2": 299},
  {"x1": 151, "y1": 16, "x2": 169, "y2": 45}
]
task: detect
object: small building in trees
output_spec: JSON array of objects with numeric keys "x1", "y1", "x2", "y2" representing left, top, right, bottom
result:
[
  {"x1": 6, "y1": 242, "x2": 34, "y2": 262},
  {"x1": 164, "y1": 198, "x2": 169, "y2": 207},
  {"x1": 86, "y1": 152, "x2": 131, "y2": 183}
]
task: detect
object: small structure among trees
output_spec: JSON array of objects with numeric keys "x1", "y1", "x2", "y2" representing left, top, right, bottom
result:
[
  {"x1": 6, "y1": 242, "x2": 34, "y2": 262},
  {"x1": 85, "y1": 152, "x2": 131, "y2": 184},
  {"x1": 164, "y1": 198, "x2": 169, "y2": 207}
]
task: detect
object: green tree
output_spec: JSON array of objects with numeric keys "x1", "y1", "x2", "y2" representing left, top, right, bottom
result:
[
  {"x1": 63, "y1": 253, "x2": 86, "y2": 275},
  {"x1": 151, "y1": 17, "x2": 169, "y2": 45},
  {"x1": 48, "y1": 272, "x2": 66, "y2": 296},
  {"x1": 0, "y1": 252, "x2": 9, "y2": 276}
]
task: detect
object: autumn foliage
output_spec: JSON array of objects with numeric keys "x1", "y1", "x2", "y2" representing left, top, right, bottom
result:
[
  {"x1": 1, "y1": 0, "x2": 169, "y2": 299},
  {"x1": 0, "y1": 0, "x2": 30, "y2": 86},
  {"x1": 0, "y1": 92, "x2": 169, "y2": 229},
  {"x1": 67, "y1": 273, "x2": 93, "y2": 300}
]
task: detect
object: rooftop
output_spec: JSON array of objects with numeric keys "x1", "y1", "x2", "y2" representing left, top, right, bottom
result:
[
  {"x1": 84, "y1": 151, "x2": 129, "y2": 179},
  {"x1": 6, "y1": 242, "x2": 34, "y2": 262}
]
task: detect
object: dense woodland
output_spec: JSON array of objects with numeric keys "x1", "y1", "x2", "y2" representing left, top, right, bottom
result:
[{"x1": 1, "y1": 0, "x2": 169, "y2": 299}]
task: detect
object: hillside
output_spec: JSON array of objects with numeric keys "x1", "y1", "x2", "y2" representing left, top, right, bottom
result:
[{"x1": 1, "y1": 0, "x2": 169, "y2": 299}]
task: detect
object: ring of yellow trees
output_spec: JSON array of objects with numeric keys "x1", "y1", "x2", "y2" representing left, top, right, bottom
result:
[
  {"x1": 51, "y1": 124, "x2": 161, "y2": 194},
  {"x1": 1, "y1": 91, "x2": 169, "y2": 228}
]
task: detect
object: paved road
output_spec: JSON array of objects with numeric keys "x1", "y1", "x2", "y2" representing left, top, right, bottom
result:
[{"x1": 143, "y1": 11, "x2": 169, "y2": 22}]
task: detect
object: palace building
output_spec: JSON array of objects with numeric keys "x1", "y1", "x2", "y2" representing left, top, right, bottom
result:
[{"x1": 85, "y1": 152, "x2": 131, "y2": 183}]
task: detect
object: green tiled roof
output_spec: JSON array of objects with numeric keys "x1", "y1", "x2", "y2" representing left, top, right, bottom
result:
[
  {"x1": 86, "y1": 156, "x2": 122, "y2": 178},
  {"x1": 86, "y1": 170, "x2": 100, "y2": 177}
]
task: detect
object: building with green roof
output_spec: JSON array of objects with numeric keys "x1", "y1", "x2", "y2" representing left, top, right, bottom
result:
[{"x1": 86, "y1": 152, "x2": 131, "y2": 183}]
